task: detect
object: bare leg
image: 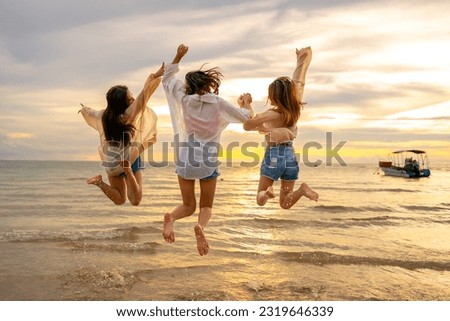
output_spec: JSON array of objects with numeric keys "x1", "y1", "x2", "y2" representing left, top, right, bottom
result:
[
  {"x1": 198, "y1": 178, "x2": 216, "y2": 226},
  {"x1": 280, "y1": 180, "x2": 318, "y2": 209},
  {"x1": 162, "y1": 176, "x2": 196, "y2": 243},
  {"x1": 256, "y1": 176, "x2": 275, "y2": 206},
  {"x1": 87, "y1": 174, "x2": 126, "y2": 205},
  {"x1": 122, "y1": 150, "x2": 143, "y2": 206},
  {"x1": 194, "y1": 178, "x2": 217, "y2": 256},
  {"x1": 121, "y1": 160, "x2": 142, "y2": 206},
  {"x1": 125, "y1": 169, "x2": 142, "y2": 206}
]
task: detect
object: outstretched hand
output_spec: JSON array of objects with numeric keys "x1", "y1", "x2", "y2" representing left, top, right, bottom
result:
[
  {"x1": 296, "y1": 46, "x2": 310, "y2": 58},
  {"x1": 78, "y1": 103, "x2": 85, "y2": 114},
  {"x1": 296, "y1": 46, "x2": 312, "y2": 63},
  {"x1": 153, "y1": 63, "x2": 165, "y2": 78}
]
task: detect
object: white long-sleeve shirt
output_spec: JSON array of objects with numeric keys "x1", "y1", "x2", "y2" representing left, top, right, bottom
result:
[
  {"x1": 163, "y1": 63, "x2": 250, "y2": 179},
  {"x1": 80, "y1": 76, "x2": 160, "y2": 176}
]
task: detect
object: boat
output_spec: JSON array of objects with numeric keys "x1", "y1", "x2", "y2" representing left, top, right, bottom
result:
[{"x1": 378, "y1": 150, "x2": 431, "y2": 178}]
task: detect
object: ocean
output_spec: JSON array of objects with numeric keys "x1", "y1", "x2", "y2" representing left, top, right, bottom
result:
[{"x1": 1, "y1": 160, "x2": 450, "y2": 301}]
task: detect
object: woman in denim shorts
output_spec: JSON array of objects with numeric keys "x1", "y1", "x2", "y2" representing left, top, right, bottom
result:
[{"x1": 243, "y1": 47, "x2": 318, "y2": 209}]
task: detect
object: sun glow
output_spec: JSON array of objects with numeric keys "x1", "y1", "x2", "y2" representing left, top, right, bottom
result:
[
  {"x1": 220, "y1": 78, "x2": 273, "y2": 102},
  {"x1": 6, "y1": 132, "x2": 34, "y2": 139}
]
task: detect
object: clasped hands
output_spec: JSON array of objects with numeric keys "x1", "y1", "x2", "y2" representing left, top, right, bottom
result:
[{"x1": 238, "y1": 93, "x2": 252, "y2": 107}]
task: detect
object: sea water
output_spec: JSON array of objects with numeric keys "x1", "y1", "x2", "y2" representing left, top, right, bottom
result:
[{"x1": 1, "y1": 160, "x2": 450, "y2": 300}]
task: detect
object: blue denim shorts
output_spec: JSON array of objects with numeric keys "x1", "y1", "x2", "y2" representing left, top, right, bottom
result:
[
  {"x1": 201, "y1": 169, "x2": 220, "y2": 180},
  {"x1": 119, "y1": 156, "x2": 143, "y2": 177},
  {"x1": 260, "y1": 144, "x2": 299, "y2": 181}
]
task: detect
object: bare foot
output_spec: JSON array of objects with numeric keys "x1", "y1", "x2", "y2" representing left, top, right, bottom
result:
[
  {"x1": 300, "y1": 183, "x2": 319, "y2": 202},
  {"x1": 162, "y1": 213, "x2": 175, "y2": 243},
  {"x1": 194, "y1": 224, "x2": 209, "y2": 256},
  {"x1": 266, "y1": 186, "x2": 275, "y2": 199},
  {"x1": 257, "y1": 186, "x2": 275, "y2": 206},
  {"x1": 87, "y1": 175, "x2": 102, "y2": 186}
]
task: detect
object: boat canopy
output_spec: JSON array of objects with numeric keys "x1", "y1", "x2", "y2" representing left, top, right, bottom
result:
[{"x1": 392, "y1": 150, "x2": 427, "y2": 154}]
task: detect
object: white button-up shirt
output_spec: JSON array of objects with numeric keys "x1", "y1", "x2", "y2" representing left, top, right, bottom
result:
[{"x1": 163, "y1": 63, "x2": 250, "y2": 179}]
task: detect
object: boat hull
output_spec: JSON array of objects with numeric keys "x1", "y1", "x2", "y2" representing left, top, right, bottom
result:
[{"x1": 380, "y1": 167, "x2": 430, "y2": 178}]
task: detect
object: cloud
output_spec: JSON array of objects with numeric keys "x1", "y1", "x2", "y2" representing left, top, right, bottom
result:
[
  {"x1": 6, "y1": 132, "x2": 34, "y2": 139},
  {"x1": 0, "y1": 0, "x2": 449, "y2": 160},
  {"x1": 386, "y1": 101, "x2": 450, "y2": 121}
]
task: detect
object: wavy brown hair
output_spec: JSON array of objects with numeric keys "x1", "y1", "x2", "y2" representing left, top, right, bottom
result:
[
  {"x1": 184, "y1": 66, "x2": 223, "y2": 95},
  {"x1": 268, "y1": 76, "x2": 302, "y2": 127},
  {"x1": 102, "y1": 85, "x2": 135, "y2": 146}
]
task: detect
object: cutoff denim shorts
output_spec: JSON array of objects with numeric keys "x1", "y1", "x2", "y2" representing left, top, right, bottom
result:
[
  {"x1": 201, "y1": 169, "x2": 220, "y2": 180},
  {"x1": 119, "y1": 156, "x2": 143, "y2": 178},
  {"x1": 260, "y1": 143, "x2": 299, "y2": 181}
]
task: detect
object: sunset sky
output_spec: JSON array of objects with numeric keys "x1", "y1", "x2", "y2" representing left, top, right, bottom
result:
[{"x1": 1, "y1": 0, "x2": 449, "y2": 164}]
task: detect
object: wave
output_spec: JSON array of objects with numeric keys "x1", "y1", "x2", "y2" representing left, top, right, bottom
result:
[
  {"x1": 312, "y1": 205, "x2": 394, "y2": 213},
  {"x1": 252, "y1": 218, "x2": 299, "y2": 227},
  {"x1": 66, "y1": 177, "x2": 87, "y2": 181},
  {"x1": 314, "y1": 204, "x2": 450, "y2": 215},
  {"x1": 0, "y1": 226, "x2": 160, "y2": 243},
  {"x1": 215, "y1": 215, "x2": 406, "y2": 231},
  {"x1": 254, "y1": 215, "x2": 400, "y2": 228},
  {"x1": 58, "y1": 265, "x2": 137, "y2": 298},
  {"x1": 68, "y1": 241, "x2": 160, "y2": 253},
  {"x1": 276, "y1": 251, "x2": 450, "y2": 272},
  {"x1": 328, "y1": 215, "x2": 402, "y2": 227},
  {"x1": 401, "y1": 205, "x2": 449, "y2": 212},
  {"x1": 319, "y1": 187, "x2": 419, "y2": 193},
  {"x1": 431, "y1": 219, "x2": 450, "y2": 224},
  {"x1": 320, "y1": 214, "x2": 432, "y2": 228}
]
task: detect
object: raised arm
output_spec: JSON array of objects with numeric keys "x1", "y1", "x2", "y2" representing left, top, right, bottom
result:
[
  {"x1": 292, "y1": 47, "x2": 312, "y2": 102},
  {"x1": 172, "y1": 44, "x2": 189, "y2": 64},
  {"x1": 162, "y1": 44, "x2": 189, "y2": 95},
  {"x1": 127, "y1": 63, "x2": 165, "y2": 121}
]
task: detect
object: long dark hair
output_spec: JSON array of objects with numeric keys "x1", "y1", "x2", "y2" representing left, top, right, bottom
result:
[
  {"x1": 185, "y1": 66, "x2": 223, "y2": 95},
  {"x1": 268, "y1": 76, "x2": 302, "y2": 127},
  {"x1": 102, "y1": 85, "x2": 135, "y2": 146}
]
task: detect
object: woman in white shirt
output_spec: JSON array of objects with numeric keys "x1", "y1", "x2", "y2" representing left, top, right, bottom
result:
[
  {"x1": 162, "y1": 44, "x2": 253, "y2": 256},
  {"x1": 79, "y1": 64, "x2": 164, "y2": 206}
]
